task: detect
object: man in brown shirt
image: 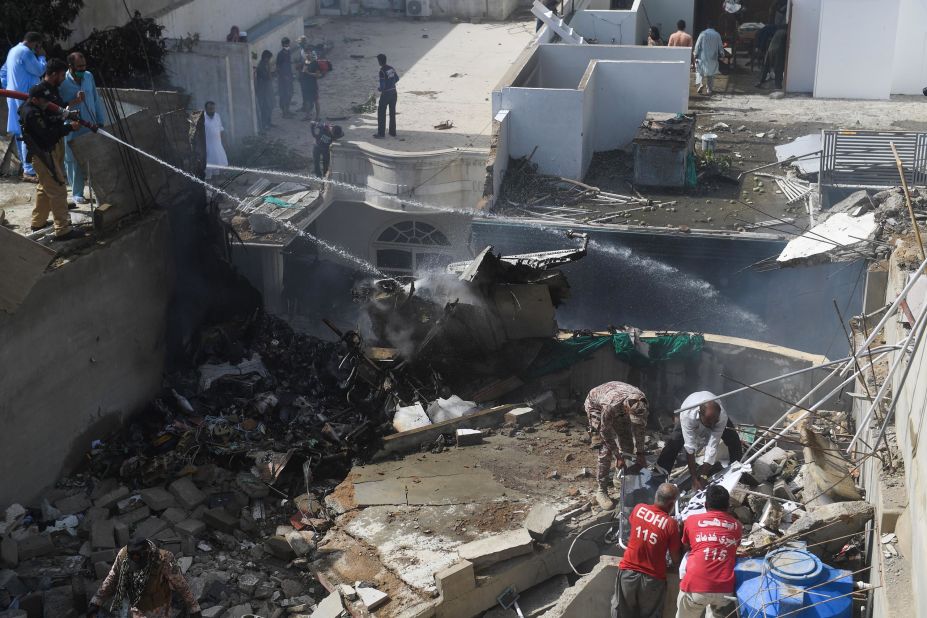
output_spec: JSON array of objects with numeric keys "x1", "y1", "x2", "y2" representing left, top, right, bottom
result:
[
  {"x1": 88, "y1": 538, "x2": 201, "y2": 618},
  {"x1": 667, "y1": 20, "x2": 693, "y2": 47}
]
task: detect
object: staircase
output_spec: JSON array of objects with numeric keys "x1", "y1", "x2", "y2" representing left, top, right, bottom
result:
[{"x1": 532, "y1": 0, "x2": 585, "y2": 45}]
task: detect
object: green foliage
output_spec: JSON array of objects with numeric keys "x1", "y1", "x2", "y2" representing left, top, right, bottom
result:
[
  {"x1": 0, "y1": 0, "x2": 84, "y2": 57},
  {"x1": 71, "y1": 12, "x2": 167, "y2": 89}
]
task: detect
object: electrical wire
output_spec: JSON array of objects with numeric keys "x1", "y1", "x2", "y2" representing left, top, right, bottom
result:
[{"x1": 566, "y1": 521, "x2": 616, "y2": 576}]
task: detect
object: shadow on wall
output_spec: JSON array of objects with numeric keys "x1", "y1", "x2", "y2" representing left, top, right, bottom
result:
[{"x1": 472, "y1": 222, "x2": 865, "y2": 356}]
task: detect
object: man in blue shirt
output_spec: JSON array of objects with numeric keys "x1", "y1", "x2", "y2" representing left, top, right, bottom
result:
[
  {"x1": 58, "y1": 52, "x2": 107, "y2": 204},
  {"x1": 374, "y1": 54, "x2": 399, "y2": 139},
  {"x1": 311, "y1": 121, "x2": 343, "y2": 177},
  {"x1": 2, "y1": 32, "x2": 47, "y2": 180}
]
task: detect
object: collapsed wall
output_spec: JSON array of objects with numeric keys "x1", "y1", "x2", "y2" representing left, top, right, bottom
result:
[{"x1": 0, "y1": 212, "x2": 173, "y2": 506}]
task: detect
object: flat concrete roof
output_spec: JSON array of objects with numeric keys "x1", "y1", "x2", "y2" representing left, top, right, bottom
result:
[{"x1": 269, "y1": 15, "x2": 537, "y2": 155}]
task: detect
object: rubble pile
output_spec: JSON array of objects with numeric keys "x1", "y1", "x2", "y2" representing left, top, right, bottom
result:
[
  {"x1": 715, "y1": 413, "x2": 874, "y2": 569},
  {"x1": 0, "y1": 313, "x2": 389, "y2": 618}
]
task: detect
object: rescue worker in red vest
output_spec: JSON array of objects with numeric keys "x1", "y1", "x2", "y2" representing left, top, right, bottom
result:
[
  {"x1": 676, "y1": 485, "x2": 742, "y2": 618},
  {"x1": 310, "y1": 121, "x2": 343, "y2": 177},
  {"x1": 87, "y1": 538, "x2": 202, "y2": 618},
  {"x1": 584, "y1": 381, "x2": 650, "y2": 510},
  {"x1": 613, "y1": 483, "x2": 682, "y2": 618}
]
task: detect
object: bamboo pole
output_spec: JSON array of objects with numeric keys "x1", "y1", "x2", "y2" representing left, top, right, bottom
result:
[{"x1": 890, "y1": 141, "x2": 926, "y2": 261}]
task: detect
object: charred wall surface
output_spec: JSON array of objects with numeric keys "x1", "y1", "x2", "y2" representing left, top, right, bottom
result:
[{"x1": 0, "y1": 212, "x2": 173, "y2": 506}]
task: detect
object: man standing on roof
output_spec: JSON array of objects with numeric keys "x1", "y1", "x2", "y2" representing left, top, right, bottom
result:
[
  {"x1": 3, "y1": 32, "x2": 47, "y2": 181},
  {"x1": 584, "y1": 381, "x2": 650, "y2": 510},
  {"x1": 667, "y1": 20, "x2": 693, "y2": 47},
  {"x1": 373, "y1": 53, "x2": 399, "y2": 139},
  {"x1": 693, "y1": 21, "x2": 724, "y2": 95},
  {"x1": 612, "y1": 483, "x2": 681, "y2": 618},
  {"x1": 655, "y1": 391, "x2": 743, "y2": 490},
  {"x1": 59, "y1": 52, "x2": 107, "y2": 205},
  {"x1": 20, "y1": 60, "x2": 84, "y2": 241},
  {"x1": 203, "y1": 101, "x2": 228, "y2": 180},
  {"x1": 276, "y1": 37, "x2": 295, "y2": 119},
  {"x1": 675, "y1": 486, "x2": 741, "y2": 618}
]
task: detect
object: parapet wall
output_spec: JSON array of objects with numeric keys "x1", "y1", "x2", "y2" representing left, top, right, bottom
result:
[{"x1": 0, "y1": 212, "x2": 173, "y2": 507}]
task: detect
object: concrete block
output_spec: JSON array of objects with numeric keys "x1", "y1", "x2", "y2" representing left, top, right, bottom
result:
[
  {"x1": 169, "y1": 477, "x2": 207, "y2": 510},
  {"x1": 115, "y1": 495, "x2": 145, "y2": 514},
  {"x1": 1, "y1": 537, "x2": 18, "y2": 567},
  {"x1": 356, "y1": 586, "x2": 389, "y2": 610},
  {"x1": 264, "y1": 535, "x2": 296, "y2": 561},
  {"x1": 202, "y1": 508, "x2": 238, "y2": 533},
  {"x1": 18, "y1": 534, "x2": 55, "y2": 560},
  {"x1": 177, "y1": 556, "x2": 193, "y2": 574},
  {"x1": 237, "y1": 572, "x2": 260, "y2": 595},
  {"x1": 113, "y1": 521, "x2": 130, "y2": 547},
  {"x1": 161, "y1": 507, "x2": 189, "y2": 524},
  {"x1": 752, "y1": 447, "x2": 789, "y2": 482},
  {"x1": 505, "y1": 407, "x2": 539, "y2": 427},
  {"x1": 139, "y1": 487, "x2": 177, "y2": 511},
  {"x1": 116, "y1": 505, "x2": 151, "y2": 526},
  {"x1": 456, "y1": 428, "x2": 483, "y2": 446},
  {"x1": 788, "y1": 501, "x2": 874, "y2": 557},
  {"x1": 53, "y1": 493, "x2": 92, "y2": 516},
  {"x1": 90, "y1": 519, "x2": 116, "y2": 549},
  {"x1": 201, "y1": 608, "x2": 224, "y2": 618},
  {"x1": 435, "y1": 560, "x2": 475, "y2": 601},
  {"x1": 310, "y1": 591, "x2": 343, "y2": 618},
  {"x1": 773, "y1": 480, "x2": 796, "y2": 502},
  {"x1": 174, "y1": 519, "x2": 207, "y2": 537},
  {"x1": 524, "y1": 503, "x2": 558, "y2": 540},
  {"x1": 43, "y1": 585, "x2": 77, "y2": 618},
  {"x1": 133, "y1": 517, "x2": 168, "y2": 539},
  {"x1": 285, "y1": 530, "x2": 315, "y2": 557},
  {"x1": 222, "y1": 604, "x2": 252, "y2": 618},
  {"x1": 337, "y1": 583, "x2": 357, "y2": 600},
  {"x1": 93, "y1": 485, "x2": 130, "y2": 510},
  {"x1": 458, "y1": 528, "x2": 534, "y2": 568}
]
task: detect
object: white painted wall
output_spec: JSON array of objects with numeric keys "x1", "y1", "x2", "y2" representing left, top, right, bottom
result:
[
  {"x1": 499, "y1": 87, "x2": 587, "y2": 178},
  {"x1": 891, "y1": 0, "x2": 927, "y2": 95},
  {"x1": 590, "y1": 60, "x2": 689, "y2": 151},
  {"x1": 537, "y1": 43, "x2": 691, "y2": 88},
  {"x1": 785, "y1": 0, "x2": 821, "y2": 93},
  {"x1": 580, "y1": 64, "x2": 598, "y2": 174},
  {"x1": 814, "y1": 0, "x2": 901, "y2": 99},
  {"x1": 639, "y1": 0, "x2": 694, "y2": 39},
  {"x1": 570, "y1": 10, "x2": 640, "y2": 44},
  {"x1": 492, "y1": 110, "x2": 512, "y2": 207}
]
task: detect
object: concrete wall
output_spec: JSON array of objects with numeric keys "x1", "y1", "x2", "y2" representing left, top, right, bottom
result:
[
  {"x1": 0, "y1": 213, "x2": 172, "y2": 507},
  {"x1": 785, "y1": 0, "x2": 821, "y2": 93},
  {"x1": 879, "y1": 255, "x2": 927, "y2": 617},
  {"x1": 163, "y1": 40, "x2": 257, "y2": 145},
  {"x1": 497, "y1": 53, "x2": 688, "y2": 179},
  {"x1": 69, "y1": 0, "x2": 315, "y2": 43},
  {"x1": 813, "y1": 0, "x2": 901, "y2": 99},
  {"x1": 245, "y1": 15, "x2": 306, "y2": 64},
  {"x1": 428, "y1": 0, "x2": 522, "y2": 20},
  {"x1": 891, "y1": 0, "x2": 927, "y2": 95},
  {"x1": 588, "y1": 60, "x2": 689, "y2": 151},
  {"x1": 498, "y1": 86, "x2": 586, "y2": 178},
  {"x1": 334, "y1": 142, "x2": 489, "y2": 211},
  {"x1": 490, "y1": 110, "x2": 512, "y2": 208},
  {"x1": 534, "y1": 43, "x2": 691, "y2": 89},
  {"x1": 570, "y1": 9, "x2": 640, "y2": 44}
]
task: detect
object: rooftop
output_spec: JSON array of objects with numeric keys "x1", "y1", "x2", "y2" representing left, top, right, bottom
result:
[{"x1": 267, "y1": 15, "x2": 537, "y2": 155}]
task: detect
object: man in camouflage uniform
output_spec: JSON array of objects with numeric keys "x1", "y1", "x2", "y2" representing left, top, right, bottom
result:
[{"x1": 584, "y1": 381, "x2": 650, "y2": 510}]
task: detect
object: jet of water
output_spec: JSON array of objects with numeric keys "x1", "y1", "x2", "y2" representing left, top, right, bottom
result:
[{"x1": 96, "y1": 129, "x2": 384, "y2": 276}]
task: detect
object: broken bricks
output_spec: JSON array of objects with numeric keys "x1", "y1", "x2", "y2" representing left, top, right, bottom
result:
[{"x1": 505, "y1": 406, "x2": 539, "y2": 427}]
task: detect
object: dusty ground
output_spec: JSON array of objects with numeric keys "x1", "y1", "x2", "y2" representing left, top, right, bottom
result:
[{"x1": 264, "y1": 15, "x2": 536, "y2": 157}]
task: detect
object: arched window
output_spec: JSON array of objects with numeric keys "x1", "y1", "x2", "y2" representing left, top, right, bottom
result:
[{"x1": 374, "y1": 221, "x2": 453, "y2": 276}]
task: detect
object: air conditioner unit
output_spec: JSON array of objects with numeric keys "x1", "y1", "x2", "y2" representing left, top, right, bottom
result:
[{"x1": 406, "y1": 0, "x2": 431, "y2": 17}]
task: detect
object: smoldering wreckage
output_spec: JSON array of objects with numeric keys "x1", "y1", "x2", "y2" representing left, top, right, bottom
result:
[{"x1": 0, "y1": 234, "x2": 880, "y2": 618}]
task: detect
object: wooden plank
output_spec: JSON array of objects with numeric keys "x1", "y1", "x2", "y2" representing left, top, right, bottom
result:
[{"x1": 0, "y1": 226, "x2": 56, "y2": 314}]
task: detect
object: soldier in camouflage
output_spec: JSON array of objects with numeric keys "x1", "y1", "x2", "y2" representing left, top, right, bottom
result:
[{"x1": 584, "y1": 381, "x2": 650, "y2": 510}]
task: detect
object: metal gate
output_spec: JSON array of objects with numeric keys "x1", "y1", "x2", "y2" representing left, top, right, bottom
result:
[{"x1": 820, "y1": 130, "x2": 927, "y2": 189}]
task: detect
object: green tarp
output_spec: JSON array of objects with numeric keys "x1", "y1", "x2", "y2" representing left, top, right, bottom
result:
[{"x1": 526, "y1": 332, "x2": 704, "y2": 377}]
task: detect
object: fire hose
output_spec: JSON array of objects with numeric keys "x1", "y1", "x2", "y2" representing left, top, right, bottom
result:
[{"x1": 1, "y1": 88, "x2": 100, "y2": 132}]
